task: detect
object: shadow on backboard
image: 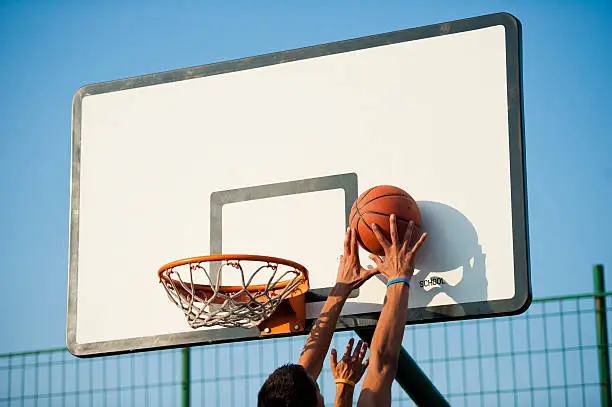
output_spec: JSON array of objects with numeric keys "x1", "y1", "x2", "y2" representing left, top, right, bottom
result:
[
  {"x1": 409, "y1": 201, "x2": 489, "y2": 318},
  {"x1": 308, "y1": 201, "x2": 490, "y2": 329}
]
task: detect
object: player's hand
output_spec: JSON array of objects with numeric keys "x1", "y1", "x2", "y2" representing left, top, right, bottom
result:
[
  {"x1": 369, "y1": 214, "x2": 427, "y2": 281},
  {"x1": 330, "y1": 338, "x2": 369, "y2": 386},
  {"x1": 335, "y1": 228, "x2": 379, "y2": 294}
]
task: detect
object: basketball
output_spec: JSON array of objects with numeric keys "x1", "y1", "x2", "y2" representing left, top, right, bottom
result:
[{"x1": 349, "y1": 185, "x2": 421, "y2": 256}]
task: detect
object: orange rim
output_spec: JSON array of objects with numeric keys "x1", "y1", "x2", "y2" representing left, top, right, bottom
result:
[{"x1": 158, "y1": 254, "x2": 309, "y2": 294}]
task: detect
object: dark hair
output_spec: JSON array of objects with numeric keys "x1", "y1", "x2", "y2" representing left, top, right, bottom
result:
[{"x1": 257, "y1": 364, "x2": 318, "y2": 407}]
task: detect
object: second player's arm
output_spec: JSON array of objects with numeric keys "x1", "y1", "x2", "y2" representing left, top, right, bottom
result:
[
  {"x1": 334, "y1": 384, "x2": 354, "y2": 407},
  {"x1": 331, "y1": 339, "x2": 369, "y2": 407}
]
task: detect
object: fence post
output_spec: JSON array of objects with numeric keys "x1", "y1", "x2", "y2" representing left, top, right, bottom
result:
[
  {"x1": 355, "y1": 328, "x2": 450, "y2": 406},
  {"x1": 181, "y1": 347, "x2": 191, "y2": 407},
  {"x1": 594, "y1": 265, "x2": 611, "y2": 407}
]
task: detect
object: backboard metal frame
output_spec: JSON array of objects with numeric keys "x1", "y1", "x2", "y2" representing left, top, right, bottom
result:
[
  {"x1": 67, "y1": 12, "x2": 529, "y2": 357},
  {"x1": 210, "y1": 173, "x2": 359, "y2": 300}
]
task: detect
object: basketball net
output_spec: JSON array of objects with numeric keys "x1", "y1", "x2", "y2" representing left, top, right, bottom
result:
[{"x1": 159, "y1": 256, "x2": 307, "y2": 330}]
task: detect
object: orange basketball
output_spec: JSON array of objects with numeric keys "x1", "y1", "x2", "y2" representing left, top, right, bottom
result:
[{"x1": 349, "y1": 185, "x2": 421, "y2": 256}]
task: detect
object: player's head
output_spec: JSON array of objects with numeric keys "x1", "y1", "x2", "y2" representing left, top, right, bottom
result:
[{"x1": 257, "y1": 364, "x2": 324, "y2": 407}]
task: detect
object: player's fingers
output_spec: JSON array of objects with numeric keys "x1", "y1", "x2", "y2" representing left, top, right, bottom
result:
[
  {"x1": 368, "y1": 254, "x2": 383, "y2": 269},
  {"x1": 343, "y1": 227, "x2": 351, "y2": 254},
  {"x1": 330, "y1": 348, "x2": 338, "y2": 369},
  {"x1": 371, "y1": 223, "x2": 390, "y2": 249},
  {"x1": 352, "y1": 340, "x2": 364, "y2": 360},
  {"x1": 401, "y1": 220, "x2": 416, "y2": 252},
  {"x1": 363, "y1": 358, "x2": 369, "y2": 368},
  {"x1": 344, "y1": 338, "x2": 354, "y2": 357},
  {"x1": 350, "y1": 228, "x2": 357, "y2": 256},
  {"x1": 358, "y1": 342, "x2": 368, "y2": 361},
  {"x1": 410, "y1": 232, "x2": 428, "y2": 254},
  {"x1": 389, "y1": 214, "x2": 398, "y2": 247}
]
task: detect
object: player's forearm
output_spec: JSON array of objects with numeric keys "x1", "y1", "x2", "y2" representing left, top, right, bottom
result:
[
  {"x1": 334, "y1": 384, "x2": 354, "y2": 407},
  {"x1": 298, "y1": 283, "x2": 351, "y2": 378},
  {"x1": 357, "y1": 284, "x2": 409, "y2": 407},
  {"x1": 369, "y1": 283, "x2": 410, "y2": 373}
]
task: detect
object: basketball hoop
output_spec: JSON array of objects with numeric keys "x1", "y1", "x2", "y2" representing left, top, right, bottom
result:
[{"x1": 158, "y1": 254, "x2": 309, "y2": 336}]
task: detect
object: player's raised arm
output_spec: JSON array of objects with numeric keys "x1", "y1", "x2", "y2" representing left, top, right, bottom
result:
[
  {"x1": 330, "y1": 338, "x2": 369, "y2": 407},
  {"x1": 357, "y1": 215, "x2": 427, "y2": 407},
  {"x1": 297, "y1": 228, "x2": 378, "y2": 380}
]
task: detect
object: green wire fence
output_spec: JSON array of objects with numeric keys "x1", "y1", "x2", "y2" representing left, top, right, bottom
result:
[{"x1": 1, "y1": 265, "x2": 610, "y2": 406}]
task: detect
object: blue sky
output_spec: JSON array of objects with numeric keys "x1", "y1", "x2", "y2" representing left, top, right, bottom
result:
[{"x1": 0, "y1": 0, "x2": 611, "y2": 354}]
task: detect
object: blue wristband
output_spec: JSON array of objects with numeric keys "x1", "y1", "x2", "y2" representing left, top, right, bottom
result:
[{"x1": 386, "y1": 277, "x2": 410, "y2": 287}]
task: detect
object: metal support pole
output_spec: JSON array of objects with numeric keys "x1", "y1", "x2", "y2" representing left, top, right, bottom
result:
[
  {"x1": 355, "y1": 328, "x2": 450, "y2": 407},
  {"x1": 594, "y1": 265, "x2": 611, "y2": 407},
  {"x1": 181, "y1": 347, "x2": 191, "y2": 407}
]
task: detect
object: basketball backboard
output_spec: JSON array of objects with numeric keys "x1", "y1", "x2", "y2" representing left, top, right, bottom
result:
[{"x1": 67, "y1": 13, "x2": 530, "y2": 357}]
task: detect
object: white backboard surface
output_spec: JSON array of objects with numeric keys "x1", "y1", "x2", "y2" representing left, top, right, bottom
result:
[{"x1": 68, "y1": 13, "x2": 530, "y2": 356}]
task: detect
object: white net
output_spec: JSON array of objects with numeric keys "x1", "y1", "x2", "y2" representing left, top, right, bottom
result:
[{"x1": 159, "y1": 258, "x2": 305, "y2": 329}]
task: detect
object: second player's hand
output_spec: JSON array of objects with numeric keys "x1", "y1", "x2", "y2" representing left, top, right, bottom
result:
[{"x1": 331, "y1": 338, "x2": 369, "y2": 385}]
